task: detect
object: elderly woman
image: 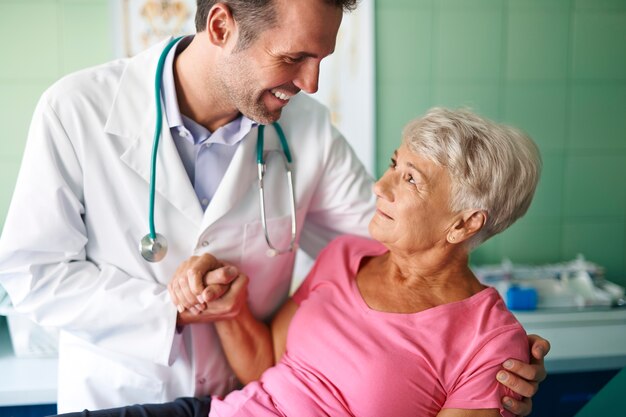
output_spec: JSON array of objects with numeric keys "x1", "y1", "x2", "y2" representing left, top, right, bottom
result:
[{"x1": 58, "y1": 108, "x2": 544, "y2": 417}]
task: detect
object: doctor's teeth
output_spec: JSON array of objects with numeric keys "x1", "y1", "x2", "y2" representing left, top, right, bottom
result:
[{"x1": 271, "y1": 89, "x2": 291, "y2": 101}]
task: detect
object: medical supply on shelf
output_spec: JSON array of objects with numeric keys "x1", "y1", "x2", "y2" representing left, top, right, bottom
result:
[
  {"x1": 473, "y1": 255, "x2": 625, "y2": 310},
  {"x1": 506, "y1": 286, "x2": 538, "y2": 311}
]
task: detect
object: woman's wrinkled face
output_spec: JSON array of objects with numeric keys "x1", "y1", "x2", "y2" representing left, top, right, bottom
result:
[{"x1": 369, "y1": 142, "x2": 457, "y2": 253}]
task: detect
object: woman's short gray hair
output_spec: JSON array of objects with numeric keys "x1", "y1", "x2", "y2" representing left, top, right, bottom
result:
[{"x1": 402, "y1": 107, "x2": 542, "y2": 249}]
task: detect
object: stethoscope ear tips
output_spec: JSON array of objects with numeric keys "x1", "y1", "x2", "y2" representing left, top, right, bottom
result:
[{"x1": 140, "y1": 233, "x2": 168, "y2": 262}]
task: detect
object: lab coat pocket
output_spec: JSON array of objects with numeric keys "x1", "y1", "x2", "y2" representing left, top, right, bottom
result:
[{"x1": 241, "y1": 209, "x2": 305, "y2": 318}]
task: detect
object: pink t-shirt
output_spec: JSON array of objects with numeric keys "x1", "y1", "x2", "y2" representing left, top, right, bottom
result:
[{"x1": 210, "y1": 235, "x2": 528, "y2": 417}]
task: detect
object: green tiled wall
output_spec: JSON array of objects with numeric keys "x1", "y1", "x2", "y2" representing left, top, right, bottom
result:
[
  {"x1": 0, "y1": 0, "x2": 111, "y2": 227},
  {"x1": 0, "y1": 0, "x2": 624, "y2": 286},
  {"x1": 376, "y1": 0, "x2": 626, "y2": 285}
]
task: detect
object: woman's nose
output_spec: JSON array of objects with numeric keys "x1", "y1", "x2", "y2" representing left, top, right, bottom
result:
[{"x1": 373, "y1": 170, "x2": 393, "y2": 201}]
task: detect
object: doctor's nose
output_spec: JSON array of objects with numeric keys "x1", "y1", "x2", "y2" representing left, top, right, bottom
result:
[{"x1": 294, "y1": 61, "x2": 320, "y2": 94}]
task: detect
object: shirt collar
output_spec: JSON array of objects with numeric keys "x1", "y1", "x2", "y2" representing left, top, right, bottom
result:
[{"x1": 162, "y1": 36, "x2": 188, "y2": 129}]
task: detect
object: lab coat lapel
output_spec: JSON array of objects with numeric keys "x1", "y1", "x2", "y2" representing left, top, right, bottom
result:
[
  {"x1": 120, "y1": 124, "x2": 204, "y2": 227},
  {"x1": 199, "y1": 128, "x2": 258, "y2": 230},
  {"x1": 105, "y1": 38, "x2": 203, "y2": 228}
]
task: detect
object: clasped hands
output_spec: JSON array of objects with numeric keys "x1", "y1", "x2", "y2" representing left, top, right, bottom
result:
[{"x1": 168, "y1": 253, "x2": 248, "y2": 325}]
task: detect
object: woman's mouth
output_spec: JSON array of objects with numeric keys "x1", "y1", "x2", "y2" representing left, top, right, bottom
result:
[{"x1": 376, "y1": 208, "x2": 392, "y2": 220}]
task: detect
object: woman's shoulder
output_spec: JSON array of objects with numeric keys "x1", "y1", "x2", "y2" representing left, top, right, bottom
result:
[
  {"x1": 292, "y1": 236, "x2": 381, "y2": 304},
  {"x1": 458, "y1": 288, "x2": 529, "y2": 361},
  {"x1": 310, "y1": 235, "x2": 386, "y2": 283},
  {"x1": 456, "y1": 288, "x2": 525, "y2": 335}
]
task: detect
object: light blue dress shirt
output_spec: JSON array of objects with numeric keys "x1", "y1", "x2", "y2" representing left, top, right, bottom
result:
[{"x1": 161, "y1": 37, "x2": 257, "y2": 211}]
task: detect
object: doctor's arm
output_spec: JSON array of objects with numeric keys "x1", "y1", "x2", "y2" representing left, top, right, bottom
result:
[
  {"x1": 0, "y1": 95, "x2": 178, "y2": 366},
  {"x1": 297, "y1": 125, "x2": 375, "y2": 257},
  {"x1": 437, "y1": 409, "x2": 501, "y2": 417}
]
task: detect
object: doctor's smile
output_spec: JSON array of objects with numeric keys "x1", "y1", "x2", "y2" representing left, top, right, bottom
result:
[{"x1": 269, "y1": 88, "x2": 295, "y2": 102}]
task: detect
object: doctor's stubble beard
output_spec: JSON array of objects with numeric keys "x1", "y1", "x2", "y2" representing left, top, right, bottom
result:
[{"x1": 215, "y1": 55, "x2": 284, "y2": 126}]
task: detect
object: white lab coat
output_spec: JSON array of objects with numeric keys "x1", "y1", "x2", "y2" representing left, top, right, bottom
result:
[{"x1": 0, "y1": 39, "x2": 375, "y2": 412}]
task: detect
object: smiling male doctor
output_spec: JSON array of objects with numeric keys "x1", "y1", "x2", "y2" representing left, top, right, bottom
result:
[{"x1": 0, "y1": 0, "x2": 548, "y2": 414}]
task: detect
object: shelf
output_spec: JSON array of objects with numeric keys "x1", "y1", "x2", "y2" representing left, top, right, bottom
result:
[
  {"x1": 0, "y1": 317, "x2": 57, "y2": 407},
  {"x1": 514, "y1": 307, "x2": 626, "y2": 373}
]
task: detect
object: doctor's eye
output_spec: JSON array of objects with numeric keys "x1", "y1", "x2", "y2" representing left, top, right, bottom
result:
[{"x1": 284, "y1": 55, "x2": 305, "y2": 64}]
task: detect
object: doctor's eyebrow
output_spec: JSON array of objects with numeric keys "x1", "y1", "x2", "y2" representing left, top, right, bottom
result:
[
  {"x1": 288, "y1": 52, "x2": 318, "y2": 58},
  {"x1": 283, "y1": 46, "x2": 336, "y2": 60}
]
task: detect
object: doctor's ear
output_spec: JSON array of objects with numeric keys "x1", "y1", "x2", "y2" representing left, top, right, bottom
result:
[
  {"x1": 206, "y1": 3, "x2": 237, "y2": 47},
  {"x1": 447, "y1": 210, "x2": 486, "y2": 244}
]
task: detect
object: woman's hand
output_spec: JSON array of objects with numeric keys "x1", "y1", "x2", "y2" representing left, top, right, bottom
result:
[{"x1": 497, "y1": 334, "x2": 551, "y2": 416}]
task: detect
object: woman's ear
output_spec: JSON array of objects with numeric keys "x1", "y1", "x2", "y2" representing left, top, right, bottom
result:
[
  {"x1": 205, "y1": 3, "x2": 237, "y2": 47},
  {"x1": 447, "y1": 210, "x2": 486, "y2": 244}
]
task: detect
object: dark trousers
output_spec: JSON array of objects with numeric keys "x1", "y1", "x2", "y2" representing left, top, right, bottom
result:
[{"x1": 50, "y1": 396, "x2": 212, "y2": 417}]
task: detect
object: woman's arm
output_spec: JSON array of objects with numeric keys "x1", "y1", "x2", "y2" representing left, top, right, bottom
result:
[
  {"x1": 212, "y1": 274, "x2": 271, "y2": 384},
  {"x1": 167, "y1": 254, "x2": 301, "y2": 384},
  {"x1": 270, "y1": 299, "x2": 299, "y2": 361},
  {"x1": 213, "y1": 278, "x2": 299, "y2": 384}
]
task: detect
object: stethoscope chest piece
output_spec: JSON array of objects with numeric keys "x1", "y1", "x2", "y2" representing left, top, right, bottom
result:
[{"x1": 140, "y1": 233, "x2": 168, "y2": 262}]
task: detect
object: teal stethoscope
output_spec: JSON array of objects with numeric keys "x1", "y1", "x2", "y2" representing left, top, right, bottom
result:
[{"x1": 140, "y1": 37, "x2": 297, "y2": 262}]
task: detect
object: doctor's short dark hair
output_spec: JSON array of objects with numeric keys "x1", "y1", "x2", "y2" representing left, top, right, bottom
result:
[{"x1": 195, "y1": 0, "x2": 358, "y2": 51}]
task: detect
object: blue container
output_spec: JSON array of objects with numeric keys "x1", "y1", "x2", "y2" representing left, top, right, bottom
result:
[{"x1": 506, "y1": 286, "x2": 537, "y2": 310}]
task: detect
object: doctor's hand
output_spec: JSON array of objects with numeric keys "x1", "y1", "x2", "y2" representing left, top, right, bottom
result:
[
  {"x1": 168, "y1": 253, "x2": 239, "y2": 314},
  {"x1": 176, "y1": 274, "x2": 250, "y2": 326},
  {"x1": 497, "y1": 334, "x2": 550, "y2": 416}
]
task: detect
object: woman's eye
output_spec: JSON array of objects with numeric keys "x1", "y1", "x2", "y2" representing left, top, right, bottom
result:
[
  {"x1": 389, "y1": 158, "x2": 396, "y2": 168},
  {"x1": 407, "y1": 175, "x2": 416, "y2": 185}
]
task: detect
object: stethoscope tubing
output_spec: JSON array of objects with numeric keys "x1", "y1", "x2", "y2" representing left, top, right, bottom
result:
[
  {"x1": 257, "y1": 124, "x2": 298, "y2": 256},
  {"x1": 148, "y1": 36, "x2": 184, "y2": 240}
]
